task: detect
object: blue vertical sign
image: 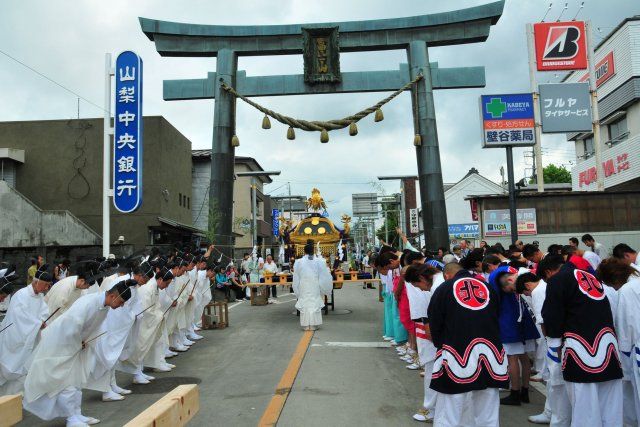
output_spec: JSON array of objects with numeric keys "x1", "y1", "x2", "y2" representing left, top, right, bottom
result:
[
  {"x1": 114, "y1": 51, "x2": 143, "y2": 213},
  {"x1": 272, "y1": 209, "x2": 280, "y2": 236}
]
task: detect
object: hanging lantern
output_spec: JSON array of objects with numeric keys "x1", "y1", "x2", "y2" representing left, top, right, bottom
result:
[
  {"x1": 262, "y1": 115, "x2": 271, "y2": 129},
  {"x1": 231, "y1": 134, "x2": 240, "y2": 147},
  {"x1": 349, "y1": 122, "x2": 358, "y2": 136},
  {"x1": 287, "y1": 127, "x2": 296, "y2": 140},
  {"x1": 320, "y1": 129, "x2": 329, "y2": 143},
  {"x1": 413, "y1": 134, "x2": 422, "y2": 146},
  {"x1": 374, "y1": 108, "x2": 384, "y2": 122}
]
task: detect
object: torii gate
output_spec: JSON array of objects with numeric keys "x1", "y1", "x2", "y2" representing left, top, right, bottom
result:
[{"x1": 140, "y1": 1, "x2": 504, "y2": 256}]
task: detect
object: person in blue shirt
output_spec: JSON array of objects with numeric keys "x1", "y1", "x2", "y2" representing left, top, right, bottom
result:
[{"x1": 489, "y1": 265, "x2": 540, "y2": 406}]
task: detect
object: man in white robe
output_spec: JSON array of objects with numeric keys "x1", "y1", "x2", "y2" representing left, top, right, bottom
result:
[
  {"x1": 45, "y1": 273, "x2": 92, "y2": 324},
  {"x1": 23, "y1": 282, "x2": 131, "y2": 427},
  {"x1": 292, "y1": 240, "x2": 333, "y2": 330},
  {"x1": 181, "y1": 255, "x2": 203, "y2": 342},
  {"x1": 615, "y1": 269, "x2": 640, "y2": 425},
  {"x1": 192, "y1": 255, "x2": 212, "y2": 330},
  {"x1": 119, "y1": 266, "x2": 174, "y2": 376},
  {"x1": 166, "y1": 259, "x2": 192, "y2": 352},
  {"x1": 85, "y1": 272, "x2": 148, "y2": 401},
  {"x1": 0, "y1": 267, "x2": 51, "y2": 395}
]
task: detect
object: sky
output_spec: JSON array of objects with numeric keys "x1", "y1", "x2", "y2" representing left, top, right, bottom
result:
[{"x1": 0, "y1": 0, "x2": 637, "y2": 223}]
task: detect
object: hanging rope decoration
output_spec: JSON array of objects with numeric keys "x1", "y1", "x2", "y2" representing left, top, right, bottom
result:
[{"x1": 221, "y1": 74, "x2": 423, "y2": 144}]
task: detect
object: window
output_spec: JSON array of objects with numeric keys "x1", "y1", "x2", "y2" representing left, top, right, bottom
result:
[
  {"x1": 179, "y1": 192, "x2": 183, "y2": 206},
  {"x1": 187, "y1": 197, "x2": 190, "y2": 209},
  {"x1": 582, "y1": 137, "x2": 594, "y2": 159},
  {"x1": 608, "y1": 116, "x2": 628, "y2": 146}
]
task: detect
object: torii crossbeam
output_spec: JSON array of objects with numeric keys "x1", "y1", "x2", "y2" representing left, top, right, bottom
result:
[{"x1": 140, "y1": 1, "x2": 504, "y2": 255}]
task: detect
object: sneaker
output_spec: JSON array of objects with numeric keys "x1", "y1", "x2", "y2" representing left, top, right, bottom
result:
[
  {"x1": 111, "y1": 384, "x2": 132, "y2": 395},
  {"x1": 165, "y1": 349, "x2": 178, "y2": 358},
  {"x1": 397, "y1": 348, "x2": 408, "y2": 356},
  {"x1": 153, "y1": 365, "x2": 172, "y2": 373},
  {"x1": 164, "y1": 362, "x2": 176, "y2": 369},
  {"x1": 182, "y1": 339, "x2": 195, "y2": 346},
  {"x1": 383, "y1": 336, "x2": 392, "y2": 341},
  {"x1": 102, "y1": 391, "x2": 125, "y2": 402},
  {"x1": 406, "y1": 362, "x2": 421, "y2": 370},
  {"x1": 528, "y1": 412, "x2": 552, "y2": 424},
  {"x1": 412, "y1": 408, "x2": 434, "y2": 423},
  {"x1": 132, "y1": 374, "x2": 150, "y2": 385},
  {"x1": 173, "y1": 344, "x2": 189, "y2": 352},
  {"x1": 188, "y1": 333, "x2": 203, "y2": 341},
  {"x1": 521, "y1": 387, "x2": 530, "y2": 404},
  {"x1": 390, "y1": 340, "x2": 398, "y2": 346},
  {"x1": 400, "y1": 355, "x2": 413, "y2": 362}
]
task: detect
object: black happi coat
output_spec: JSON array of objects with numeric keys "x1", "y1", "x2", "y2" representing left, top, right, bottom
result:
[
  {"x1": 542, "y1": 262, "x2": 623, "y2": 383},
  {"x1": 428, "y1": 270, "x2": 509, "y2": 394}
]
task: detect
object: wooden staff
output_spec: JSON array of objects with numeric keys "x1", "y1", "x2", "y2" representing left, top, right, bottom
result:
[
  {"x1": 163, "y1": 279, "x2": 190, "y2": 316},
  {"x1": 136, "y1": 303, "x2": 156, "y2": 317},
  {"x1": 43, "y1": 307, "x2": 61, "y2": 324},
  {"x1": 0, "y1": 323, "x2": 13, "y2": 334},
  {"x1": 82, "y1": 331, "x2": 107, "y2": 347}
]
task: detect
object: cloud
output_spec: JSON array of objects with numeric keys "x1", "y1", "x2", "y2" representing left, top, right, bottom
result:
[{"x1": 0, "y1": 0, "x2": 636, "y2": 221}]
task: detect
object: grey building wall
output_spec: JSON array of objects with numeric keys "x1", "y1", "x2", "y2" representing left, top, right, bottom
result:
[{"x1": 0, "y1": 116, "x2": 192, "y2": 249}]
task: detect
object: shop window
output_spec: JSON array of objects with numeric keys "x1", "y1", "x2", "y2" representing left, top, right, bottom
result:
[{"x1": 582, "y1": 137, "x2": 594, "y2": 159}]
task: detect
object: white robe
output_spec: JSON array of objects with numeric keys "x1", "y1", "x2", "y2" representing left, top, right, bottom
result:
[
  {"x1": 293, "y1": 255, "x2": 333, "y2": 327},
  {"x1": 44, "y1": 276, "x2": 83, "y2": 324},
  {"x1": 23, "y1": 292, "x2": 110, "y2": 420},
  {"x1": 119, "y1": 279, "x2": 164, "y2": 372},
  {"x1": 85, "y1": 284, "x2": 140, "y2": 391},
  {"x1": 0, "y1": 285, "x2": 48, "y2": 395},
  {"x1": 193, "y1": 269, "x2": 212, "y2": 325},
  {"x1": 181, "y1": 268, "x2": 199, "y2": 330},
  {"x1": 616, "y1": 275, "x2": 640, "y2": 425}
]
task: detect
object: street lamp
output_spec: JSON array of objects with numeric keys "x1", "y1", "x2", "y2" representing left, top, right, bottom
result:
[
  {"x1": 377, "y1": 175, "x2": 418, "y2": 240},
  {"x1": 236, "y1": 171, "x2": 281, "y2": 249}
]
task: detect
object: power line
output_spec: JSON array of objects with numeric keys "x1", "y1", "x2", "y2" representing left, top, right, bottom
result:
[{"x1": 0, "y1": 48, "x2": 105, "y2": 113}]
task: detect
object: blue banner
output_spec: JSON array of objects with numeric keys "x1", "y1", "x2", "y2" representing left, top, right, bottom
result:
[
  {"x1": 113, "y1": 51, "x2": 143, "y2": 213},
  {"x1": 272, "y1": 209, "x2": 280, "y2": 236},
  {"x1": 448, "y1": 223, "x2": 479, "y2": 239}
]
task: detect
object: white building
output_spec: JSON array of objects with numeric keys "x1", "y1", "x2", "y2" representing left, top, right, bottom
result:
[
  {"x1": 444, "y1": 168, "x2": 504, "y2": 243},
  {"x1": 564, "y1": 16, "x2": 640, "y2": 191}
]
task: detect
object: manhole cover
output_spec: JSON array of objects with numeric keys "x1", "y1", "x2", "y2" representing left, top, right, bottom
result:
[{"x1": 127, "y1": 376, "x2": 202, "y2": 394}]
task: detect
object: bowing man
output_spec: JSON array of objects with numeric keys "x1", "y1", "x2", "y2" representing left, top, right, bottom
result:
[
  {"x1": 23, "y1": 281, "x2": 131, "y2": 427},
  {"x1": 0, "y1": 265, "x2": 51, "y2": 395}
]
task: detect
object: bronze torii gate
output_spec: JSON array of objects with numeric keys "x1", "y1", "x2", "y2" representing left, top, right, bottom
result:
[{"x1": 140, "y1": 1, "x2": 504, "y2": 256}]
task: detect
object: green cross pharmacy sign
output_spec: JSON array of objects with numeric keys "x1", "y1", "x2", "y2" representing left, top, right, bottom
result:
[{"x1": 480, "y1": 93, "x2": 536, "y2": 148}]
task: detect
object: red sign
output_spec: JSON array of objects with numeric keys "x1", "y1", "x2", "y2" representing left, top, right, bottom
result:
[
  {"x1": 578, "y1": 51, "x2": 616, "y2": 88},
  {"x1": 578, "y1": 152, "x2": 630, "y2": 187},
  {"x1": 470, "y1": 199, "x2": 478, "y2": 221},
  {"x1": 534, "y1": 21, "x2": 588, "y2": 71}
]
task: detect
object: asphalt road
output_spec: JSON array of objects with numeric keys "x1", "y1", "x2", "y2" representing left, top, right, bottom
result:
[{"x1": 17, "y1": 284, "x2": 545, "y2": 426}]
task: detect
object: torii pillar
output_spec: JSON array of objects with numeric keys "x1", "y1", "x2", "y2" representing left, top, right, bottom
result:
[{"x1": 140, "y1": 1, "x2": 504, "y2": 257}]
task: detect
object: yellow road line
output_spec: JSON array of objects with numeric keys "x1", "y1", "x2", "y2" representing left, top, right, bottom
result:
[{"x1": 258, "y1": 330, "x2": 314, "y2": 427}]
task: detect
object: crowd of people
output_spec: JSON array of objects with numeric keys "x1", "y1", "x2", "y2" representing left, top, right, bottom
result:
[
  {"x1": 0, "y1": 245, "x2": 221, "y2": 427},
  {"x1": 374, "y1": 231, "x2": 640, "y2": 427}
]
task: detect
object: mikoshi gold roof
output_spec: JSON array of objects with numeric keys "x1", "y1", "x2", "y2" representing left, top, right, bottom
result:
[{"x1": 289, "y1": 214, "x2": 342, "y2": 245}]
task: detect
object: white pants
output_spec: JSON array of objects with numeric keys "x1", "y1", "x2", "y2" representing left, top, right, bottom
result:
[
  {"x1": 548, "y1": 382, "x2": 571, "y2": 427},
  {"x1": 565, "y1": 380, "x2": 622, "y2": 427},
  {"x1": 434, "y1": 388, "x2": 499, "y2": 427},
  {"x1": 23, "y1": 386, "x2": 80, "y2": 421},
  {"x1": 423, "y1": 360, "x2": 437, "y2": 411}
]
